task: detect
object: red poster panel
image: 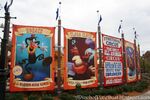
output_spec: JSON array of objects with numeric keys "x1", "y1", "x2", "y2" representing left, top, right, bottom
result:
[
  {"x1": 10, "y1": 25, "x2": 55, "y2": 92},
  {"x1": 137, "y1": 46, "x2": 141, "y2": 80},
  {"x1": 63, "y1": 28, "x2": 98, "y2": 90},
  {"x1": 102, "y1": 34, "x2": 124, "y2": 86},
  {"x1": 125, "y1": 40, "x2": 137, "y2": 83}
]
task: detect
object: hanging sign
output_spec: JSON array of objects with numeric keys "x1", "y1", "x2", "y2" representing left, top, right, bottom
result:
[
  {"x1": 102, "y1": 34, "x2": 124, "y2": 86},
  {"x1": 10, "y1": 25, "x2": 55, "y2": 92},
  {"x1": 125, "y1": 40, "x2": 137, "y2": 83},
  {"x1": 63, "y1": 28, "x2": 98, "y2": 90}
]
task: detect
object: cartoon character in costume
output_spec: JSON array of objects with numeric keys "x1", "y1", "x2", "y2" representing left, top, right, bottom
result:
[
  {"x1": 68, "y1": 38, "x2": 95, "y2": 80},
  {"x1": 19, "y1": 34, "x2": 52, "y2": 81},
  {"x1": 126, "y1": 47, "x2": 136, "y2": 76}
]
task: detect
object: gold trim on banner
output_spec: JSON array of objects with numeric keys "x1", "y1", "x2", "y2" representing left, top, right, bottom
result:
[
  {"x1": 13, "y1": 78, "x2": 52, "y2": 88},
  {"x1": 66, "y1": 32, "x2": 95, "y2": 41},
  {"x1": 15, "y1": 27, "x2": 53, "y2": 36},
  {"x1": 68, "y1": 77, "x2": 96, "y2": 86}
]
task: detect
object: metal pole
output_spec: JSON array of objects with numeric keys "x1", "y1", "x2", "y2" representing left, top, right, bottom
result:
[
  {"x1": 97, "y1": 11, "x2": 103, "y2": 87},
  {"x1": 122, "y1": 33, "x2": 127, "y2": 83},
  {"x1": 133, "y1": 28, "x2": 138, "y2": 80},
  {"x1": 98, "y1": 25, "x2": 103, "y2": 88},
  {"x1": 0, "y1": 1, "x2": 13, "y2": 99},
  {"x1": 133, "y1": 28, "x2": 139, "y2": 80},
  {"x1": 119, "y1": 20, "x2": 127, "y2": 84},
  {"x1": 134, "y1": 39, "x2": 138, "y2": 80},
  {"x1": 137, "y1": 44, "x2": 141, "y2": 79},
  {"x1": 57, "y1": 1, "x2": 62, "y2": 94}
]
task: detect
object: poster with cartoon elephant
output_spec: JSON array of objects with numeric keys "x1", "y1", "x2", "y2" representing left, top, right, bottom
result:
[
  {"x1": 10, "y1": 25, "x2": 55, "y2": 92},
  {"x1": 125, "y1": 40, "x2": 137, "y2": 83},
  {"x1": 63, "y1": 28, "x2": 98, "y2": 90}
]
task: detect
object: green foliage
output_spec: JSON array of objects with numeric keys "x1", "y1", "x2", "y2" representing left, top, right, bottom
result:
[
  {"x1": 75, "y1": 83, "x2": 82, "y2": 95},
  {"x1": 141, "y1": 51, "x2": 150, "y2": 73},
  {"x1": 79, "y1": 90, "x2": 92, "y2": 96},
  {"x1": 5, "y1": 93, "x2": 24, "y2": 100},
  {"x1": 115, "y1": 86, "x2": 124, "y2": 94},
  {"x1": 99, "y1": 88, "x2": 118, "y2": 96},
  {"x1": 78, "y1": 88, "x2": 118, "y2": 96},
  {"x1": 120, "y1": 84, "x2": 134, "y2": 92},
  {"x1": 145, "y1": 61, "x2": 150, "y2": 72},
  {"x1": 59, "y1": 93, "x2": 76, "y2": 100},
  {"x1": 134, "y1": 80, "x2": 149, "y2": 92},
  {"x1": 28, "y1": 95, "x2": 39, "y2": 100},
  {"x1": 41, "y1": 94, "x2": 54, "y2": 100},
  {"x1": 74, "y1": 80, "x2": 149, "y2": 97},
  {"x1": 5, "y1": 79, "x2": 149, "y2": 100}
]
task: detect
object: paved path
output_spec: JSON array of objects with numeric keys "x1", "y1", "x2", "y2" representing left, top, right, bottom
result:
[{"x1": 123, "y1": 90, "x2": 150, "y2": 100}]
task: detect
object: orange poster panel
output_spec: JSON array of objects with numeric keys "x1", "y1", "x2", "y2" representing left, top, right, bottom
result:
[
  {"x1": 10, "y1": 25, "x2": 55, "y2": 92},
  {"x1": 125, "y1": 40, "x2": 137, "y2": 83},
  {"x1": 63, "y1": 28, "x2": 98, "y2": 90}
]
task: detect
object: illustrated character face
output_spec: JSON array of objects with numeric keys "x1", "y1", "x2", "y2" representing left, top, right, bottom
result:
[
  {"x1": 28, "y1": 42, "x2": 37, "y2": 54},
  {"x1": 25, "y1": 34, "x2": 40, "y2": 55}
]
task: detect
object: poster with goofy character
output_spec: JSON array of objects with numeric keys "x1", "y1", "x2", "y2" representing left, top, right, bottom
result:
[{"x1": 10, "y1": 25, "x2": 55, "y2": 92}]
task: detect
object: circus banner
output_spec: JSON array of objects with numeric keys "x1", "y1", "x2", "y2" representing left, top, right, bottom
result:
[
  {"x1": 102, "y1": 34, "x2": 123, "y2": 86},
  {"x1": 137, "y1": 46, "x2": 141, "y2": 80},
  {"x1": 63, "y1": 28, "x2": 98, "y2": 90},
  {"x1": 10, "y1": 25, "x2": 55, "y2": 92},
  {"x1": 125, "y1": 41, "x2": 137, "y2": 83}
]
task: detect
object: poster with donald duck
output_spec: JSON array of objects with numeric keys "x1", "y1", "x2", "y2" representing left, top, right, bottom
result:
[{"x1": 63, "y1": 28, "x2": 98, "y2": 90}]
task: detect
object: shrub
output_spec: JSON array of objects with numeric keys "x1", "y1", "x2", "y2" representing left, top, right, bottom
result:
[
  {"x1": 134, "y1": 80, "x2": 149, "y2": 92},
  {"x1": 5, "y1": 93, "x2": 24, "y2": 100},
  {"x1": 41, "y1": 94, "x2": 54, "y2": 100},
  {"x1": 120, "y1": 84, "x2": 134, "y2": 92},
  {"x1": 28, "y1": 95, "x2": 39, "y2": 100},
  {"x1": 59, "y1": 93, "x2": 76, "y2": 100},
  {"x1": 77, "y1": 90, "x2": 89, "y2": 96},
  {"x1": 115, "y1": 86, "x2": 124, "y2": 94},
  {"x1": 100, "y1": 88, "x2": 118, "y2": 96},
  {"x1": 75, "y1": 83, "x2": 82, "y2": 95}
]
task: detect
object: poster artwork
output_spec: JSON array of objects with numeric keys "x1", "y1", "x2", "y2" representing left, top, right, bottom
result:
[
  {"x1": 64, "y1": 28, "x2": 98, "y2": 89},
  {"x1": 10, "y1": 25, "x2": 55, "y2": 92},
  {"x1": 102, "y1": 34, "x2": 123, "y2": 86},
  {"x1": 125, "y1": 41, "x2": 137, "y2": 83}
]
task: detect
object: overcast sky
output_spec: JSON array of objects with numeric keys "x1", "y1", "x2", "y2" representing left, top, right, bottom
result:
[{"x1": 0, "y1": 0, "x2": 150, "y2": 54}]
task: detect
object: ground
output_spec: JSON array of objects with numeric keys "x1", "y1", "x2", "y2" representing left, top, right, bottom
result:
[{"x1": 123, "y1": 88, "x2": 150, "y2": 100}]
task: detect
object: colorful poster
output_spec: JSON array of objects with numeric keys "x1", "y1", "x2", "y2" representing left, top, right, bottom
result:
[
  {"x1": 102, "y1": 34, "x2": 124, "y2": 86},
  {"x1": 136, "y1": 46, "x2": 141, "y2": 80},
  {"x1": 10, "y1": 25, "x2": 55, "y2": 92},
  {"x1": 125, "y1": 41, "x2": 137, "y2": 83},
  {"x1": 63, "y1": 28, "x2": 98, "y2": 90}
]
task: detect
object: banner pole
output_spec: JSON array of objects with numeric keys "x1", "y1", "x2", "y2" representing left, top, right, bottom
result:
[
  {"x1": 122, "y1": 32, "x2": 127, "y2": 84},
  {"x1": 57, "y1": 19, "x2": 62, "y2": 94},
  {"x1": 0, "y1": 0, "x2": 14, "y2": 99},
  {"x1": 133, "y1": 29, "x2": 138, "y2": 81},
  {"x1": 138, "y1": 44, "x2": 141, "y2": 79},
  {"x1": 56, "y1": 1, "x2": 62, "y2": 95},
  {"x1": 119, "y1": 20, "x2": 127, "y2": 84},
  {"x1": 97, "y1": 11, "x2": 103, "y2": 88}
]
